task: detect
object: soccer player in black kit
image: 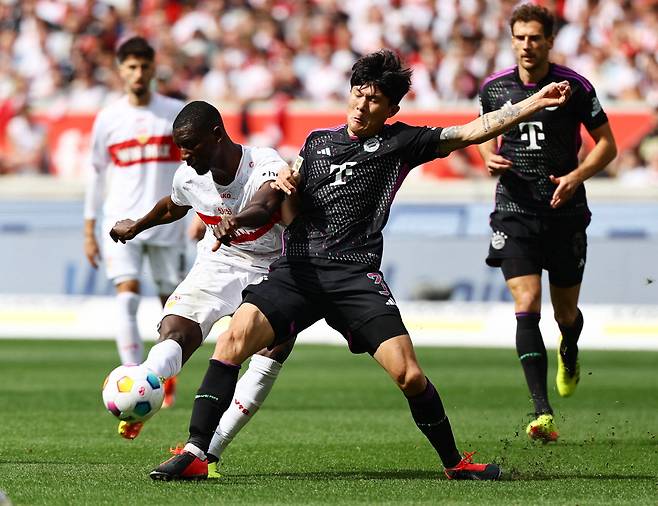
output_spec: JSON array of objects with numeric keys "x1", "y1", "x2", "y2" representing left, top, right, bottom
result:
[
  {"x1": 151, "y1": 49, "x2": 571, "y2": 481},
  {"x1": 478, "y1": 4, "x2": 617, "y2": 442}
]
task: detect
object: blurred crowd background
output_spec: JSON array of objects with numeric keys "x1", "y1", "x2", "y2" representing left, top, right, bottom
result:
[{"x1": 0, "y1": 0, "x2": 657, "y2": 182}]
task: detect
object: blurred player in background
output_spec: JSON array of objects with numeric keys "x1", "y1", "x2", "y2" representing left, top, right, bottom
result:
[
  {"x1": 150, "y1": 49, "x2": 571, "y2": 482},
  {"x1": 110, "y1": 101, "x2": 296, "y2": 471},
  {"x1": 83, "y1": 37, "x2": 185, "y2": 407},
  {"x1": 478, "y1": 4, "x2": 617, "y2": 442}
]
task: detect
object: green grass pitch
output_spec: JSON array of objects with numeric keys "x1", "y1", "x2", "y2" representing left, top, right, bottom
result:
[{"x1": 0, "y1": 339, "x2": 656, "y2": 505}]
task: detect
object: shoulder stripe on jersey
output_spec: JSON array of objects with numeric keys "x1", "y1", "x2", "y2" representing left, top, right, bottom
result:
[
  {"x1": 308, "y1": 124, "x2": 345, "y2": 135},
  {"x1": 480, "y1": 66, "x2": 516, "y2": 90},
  {"x1": 552, "y1": 64, "x2": 593, "y2": 92}
]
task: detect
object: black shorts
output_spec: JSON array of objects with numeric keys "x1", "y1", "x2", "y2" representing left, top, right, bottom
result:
[
  {"x1": 242, "y1": 258, "x2": 408, "y2": 354},
  {"x1": 486, "y1": 211, "x2": 590, "y2": 287}
]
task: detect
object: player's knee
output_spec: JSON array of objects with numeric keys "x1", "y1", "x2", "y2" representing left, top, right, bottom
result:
[
  {"x1": 214, "y1": 327, "x2": 250, "y2": 364},
  {"x1": 393, "y1": 365, "x2": 425, "y2": 395},
  {"x1": 516, "y1": 290, "x2": 541, "y2": 312},
  {"x1": 553, "y1": 307, "x2": 579, "y2": 327},
  {"x1": 258, "y1": 337, "x2": 296, "y2": 363}
]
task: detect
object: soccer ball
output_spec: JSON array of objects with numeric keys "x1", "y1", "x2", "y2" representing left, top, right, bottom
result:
[{"x1": 102, "y1": 365, "x2": 165, "y2": 422}]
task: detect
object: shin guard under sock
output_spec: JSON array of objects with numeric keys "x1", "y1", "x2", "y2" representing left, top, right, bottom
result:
[
  {"x1": 516, "y1": 312, "x2": 552, "y2": 416},
  {"x1": 187, "y1": 359, "x2": 240, "y2": 454},
  {"x1": 407, "y1": 379, "x2": 461, "y2": 468},
  {"x1": 558, "y1": 309, "x2": 583, "y2": 372}
]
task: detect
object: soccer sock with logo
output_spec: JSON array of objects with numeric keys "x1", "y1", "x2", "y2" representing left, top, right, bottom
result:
[
  {"x1": 143, "y1": 339, "x2": 183, "y2": 379},
  {"x1": 558, "y1": 309, "x2": 583, "y2": 372},
  {"x1": 187, "y1": 359, "x2": 241, "y2": 456},
  {"x1": 115, "y1": 292, "x2": 142, "y2": 365},
  {"x1": 406, "y1": 379, "x2": 461, "y2": 468},
  {"x1": 206, "y1": 354, "x2": 283, "y2": 462},
  {"x1": 516, "y1": 312, "x2": 552, "y2": 416}
]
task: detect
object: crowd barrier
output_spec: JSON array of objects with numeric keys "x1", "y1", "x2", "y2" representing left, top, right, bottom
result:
[
  {"x1": 38, "y1": 105, "x2": 656, "y2": 178},
  {"x1": 1, "y1": 295, "x2": 656, "y2": 350}
]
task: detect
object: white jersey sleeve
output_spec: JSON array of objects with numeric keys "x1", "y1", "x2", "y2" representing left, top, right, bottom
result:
[
  {"x1": 83, "y1": 110, "x2": 111, "y2": 220},
  {"x1": 171, "y1": 164, "x2": 192, "y2": 207}
]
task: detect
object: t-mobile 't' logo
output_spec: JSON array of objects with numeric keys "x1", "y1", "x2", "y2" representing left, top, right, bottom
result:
[{"x1": 519, "y1": 121, "x2": 545, "y2": 150}]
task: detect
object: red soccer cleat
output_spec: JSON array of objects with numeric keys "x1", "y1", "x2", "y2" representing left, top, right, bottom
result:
[
  {"x1": 150, "y1": 446, "x2": 208, "y2": 481},
  {"x1": 444, "y1": 451, "x2": 502, "y2": 480},
  {"x1": 162, "y1": 376, "x2": 177, "y2": 409}
]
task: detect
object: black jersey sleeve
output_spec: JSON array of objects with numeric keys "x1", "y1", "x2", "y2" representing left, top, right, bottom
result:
[
  {"x1": 574, "y1": 82, "x2": 608, "y2": 132},
  {"x1": 478, "y1": 83, "x2": 495, "y2": 115},
  {"x1": 395, "y1": 123, "x2": 445, "y2": 167}
]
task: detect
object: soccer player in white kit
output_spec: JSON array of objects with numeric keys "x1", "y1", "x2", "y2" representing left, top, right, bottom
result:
[
  {"x1": 110, "y1": 101, "x2": 296, "y2": 474},
  {"x1": 83, "y1": 37, "x2": 185, "y2": 409}
]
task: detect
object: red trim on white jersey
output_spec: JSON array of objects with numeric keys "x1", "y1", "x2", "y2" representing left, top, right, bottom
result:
[
  {"x1": 108, "y1": 136, "x2": 181, "y2": 167},
  {"x1": 196, "y1": 211, "x2": 282, "y2": 244}
]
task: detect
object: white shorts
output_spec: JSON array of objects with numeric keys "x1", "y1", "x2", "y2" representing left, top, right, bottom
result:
[
  {"x1": 161, "y1": 258, "x2": 265, "y2": 340},
  {"x1": 103, "y1": 236, "x2": 185, "y2": 295}
]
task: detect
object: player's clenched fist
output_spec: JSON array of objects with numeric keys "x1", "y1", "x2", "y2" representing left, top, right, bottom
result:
[
  {"x1": 211, "y1": 215, "x2": 238, "y2": 251},
  {"x1": 536, "y1": 80, "x2": 571, "y2": 107},
  {"x1": 110, "y1": 219, "x2": 138, "y2": 243}
]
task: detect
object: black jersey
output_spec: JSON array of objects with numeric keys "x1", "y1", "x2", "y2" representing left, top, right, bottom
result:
[
  {"x1": 479, "y1": 63, "x2": 609, "y2": 216},
  {"x1": 283, "y1": 122, "x2": 443, "y2": 269}
]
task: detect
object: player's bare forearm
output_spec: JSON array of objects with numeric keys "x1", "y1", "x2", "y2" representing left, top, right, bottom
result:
[
  {"x1": 568, "y1": 124, "x2": 617, "y2": 184},
  {"x1": 134, "y1": 196, "x2": 189, "y2": 233},
  {"x1": 84, "y1": 218, "x2": 96, "y2": 239},
  {"x1": 235, "y1": 184, "x2": 284, "y2": 229},
  {"x1": 281, "y1": 193, "x2": 300, "y2": 225},
  {"x1": 549, "y1": 123, "x2": 617, "y2": 208},
  {"x1": 438, "y1": 81, "x2": 571, "y2": 156}
]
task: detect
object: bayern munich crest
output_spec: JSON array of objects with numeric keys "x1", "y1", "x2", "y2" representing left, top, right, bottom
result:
[
  {"x1": 363, "y1": 137, "x2": 380, "y2": 152},
  {"x1": 491, "y1": 230, "x2": 507, "y2": 250}
]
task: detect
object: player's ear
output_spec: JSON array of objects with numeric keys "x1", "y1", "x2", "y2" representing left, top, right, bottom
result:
[
  {"x1": 212, "y1": 124, "x2": 224, "y2": 143},
  {"x1": 387, "y1": 104, "x2": 400, "y2": 118}
]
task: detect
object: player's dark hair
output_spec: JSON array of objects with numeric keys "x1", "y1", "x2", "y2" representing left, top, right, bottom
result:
[
  {"x1": 509, "y1": 3, "x2": 555, "y2": 38},
  {"x1": 116, "y1": 36, "x2": 155, "y2": 63},
  {"x1": 350, "y1": 49, "x2": 412, "y2": 105},
  {"x1": 173, "y1": 101, "x2": 222, "y2": 134}
]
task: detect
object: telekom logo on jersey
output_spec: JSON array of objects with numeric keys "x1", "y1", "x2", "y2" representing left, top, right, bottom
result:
[
  {"x1": 108, "y1": 136, "x2": 181, "y2": 167},
  {"x1": 518, "y1": 122, "x2": 545, "y2": 150}
]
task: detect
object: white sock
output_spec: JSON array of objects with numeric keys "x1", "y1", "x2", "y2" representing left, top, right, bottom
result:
[
  {"x1": 116, "y1": 292, "x2": 142, "y2": 365},
  {"x1": 207, "y1": 354, "x2": 282, "y2": 459},
  {"x1": 143, "y1": 339, "x2": 183, "y2": 379}
]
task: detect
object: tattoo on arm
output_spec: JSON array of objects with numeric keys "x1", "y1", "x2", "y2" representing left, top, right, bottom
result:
[
  {"x1": 482, "y1": 114, "x2": 492, "y2": 133},
  {"x1": 482, "y1": 101, "x2": 521, "y2": 131},
  {"x1": 440, "y1": 126, "x2": 461, "y2": 140}
]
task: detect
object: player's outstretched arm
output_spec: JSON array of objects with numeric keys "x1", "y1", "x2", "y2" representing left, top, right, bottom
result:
[
  {"x1": 212, "y1": 183, "x2": 283, "y2": 251},
  {"x1": 438, "y1": 80, "x2": 571, "y2": 157},
  {"x1": 110, "y1": 196, "x2": 190, "y2": 244}
]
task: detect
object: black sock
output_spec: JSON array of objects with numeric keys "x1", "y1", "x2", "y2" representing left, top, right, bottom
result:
[
  {"x1": 558, "y1": 309, "x2": 583, "y2": 372},
  {"x1": 187, "y1": 359, "x2": 240, "y2": 454},
  {"x1": 406, "y1": 379, "x2": 461, "y2": 468},
  {"x1": 516, "y1": 312, "x2": 552, "y2": 416}
]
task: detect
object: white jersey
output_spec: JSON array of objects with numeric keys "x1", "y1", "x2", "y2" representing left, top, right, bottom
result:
[
  {"x1": 171, "y1": 145, "x2": 287, "y2": 271},
  {"x1": 84, "y1": 93, "x2": 185, "y2": 245}
]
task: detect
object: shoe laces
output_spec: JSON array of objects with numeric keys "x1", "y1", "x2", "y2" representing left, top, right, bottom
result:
[
  {"x1": 169, "y1": 444, "x2": 186, "y2": 455},
  {"x1": 455, "y1": 451, "x2": 477, "y2": 468}
]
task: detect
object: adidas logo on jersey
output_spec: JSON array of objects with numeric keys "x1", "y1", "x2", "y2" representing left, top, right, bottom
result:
[
  {"x1": 385, "y1": 297, "x2": 396, "y2": 306},
  {"x1": 316, "y1": 147, "x2": 331, "y2": 156}
]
